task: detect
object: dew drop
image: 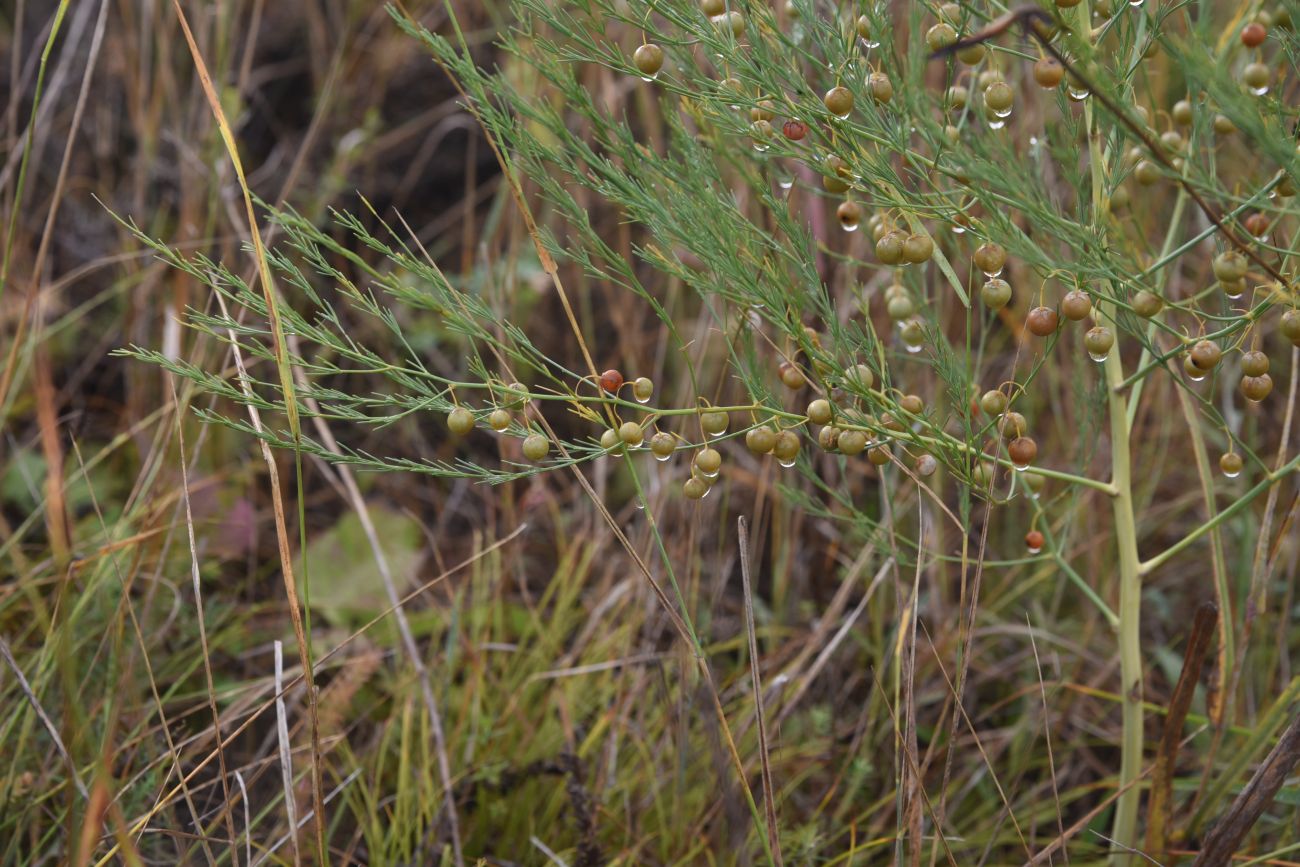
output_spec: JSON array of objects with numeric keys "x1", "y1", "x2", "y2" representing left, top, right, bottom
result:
[
  {"x1": 636, "y1": 394, "x2": 651, "y2": 405},
  {"x1": 1187, "y1": 369, "x2": 1206, "y2": 382},
  {"x1": 1088, "y1": 350, "x2": 1109, "y2": 363},
  {"x1": 988, "y1": 118, "x2": 1006, "y2": 130},
  {"x1": 1028, "y1": 490, "x2": 1041, "y2": 501},
  {"x1": 706, "y1": 429, "x2": 725, "y2": 439},
  {"x1": 1026, "y1": 544, "x2": 1042, "y2": 554},
  {"x1": 1223, "y1": 285, "x2": 1244, "y2": 300},
  {"x1": 1250, "y1": 84, "x2": 1269, "y2": 96},
  {"x1": 640, "y1": 74, "x2": 659, "y2": 83},
  {"x1": 1013, "y1": 461, "x2": 1029, "y2": 472},
  {"x1": 1129, "y1": 0, "x2": 1143, "y2": 5},
  {"x1": 841, "y1": 218, "x2": 860, "y2": 233},
  {"x1": 654, "y1": 452, "x2": 671, "y2": 462},
  {"x1": 752, "y1": 141, "x2": 770, "y2": 153},
  {"x1": 993, "y1": 106, "x2": 1012, "y2": 119},
  {"x1": 699, "y1": 468, "x2": 720, "y2": 479},
  {"x1": 982, "y1": 267, "x2": 1003, "y2": 278},
  {"x1": 951, "y1": 224, "x2": 966, "y2": 234},
  {"x1": 1068, "y1": 86, "x2": 1091, "y2": 101},
  {"x1": 778, "y1": 457, "x2": 797, "y2": 468},
  {"x1": 1223, "y1": 468, "x2": 1241, "y2": 478},
  {"x1": 905, "y1": 343, "x2": 923, "y2": 354},
  {"x1": 698, "y1": 485, "x2": 712, "y2": 499}
]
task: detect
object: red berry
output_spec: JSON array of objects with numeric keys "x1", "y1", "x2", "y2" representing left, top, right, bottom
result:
[
  {"x1": 1242, "y1": 22, "x2": 1268, "y2": 47},
  {"x1": 599, "y1": 369, "x2": 624, "y2": 393},
  {"x1": 1026, "y1": 307, "x2": 1059, "y2": 337},
  {"x1": 782, "y1": 119, "x2": 808, "y2": 141},
  {"x1": 1025, "y1": 530, "x2": 1045, "y2": 552}
]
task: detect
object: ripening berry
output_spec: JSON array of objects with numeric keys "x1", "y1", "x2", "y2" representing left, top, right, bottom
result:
[
  {"x1": 600, "y1": 369, "x2": 624, "y2": 393},
  {"x1": 1025, "y1": 530, "x2": 1045, "y2": 552},
  {"x1": 1132, "y1": 290, "x2": 1163, "y2": 317},
  {"x1": 980, "y1": 389, "x2": 1009, "y2": 417},
  {"x1": 818, "y1": 425, "x2": 841, "y2": 451},
  {"x1": 838, "y1": 200, "x2": 863, "y2": 230},
  {"x1": 1214, "y1": 114, "x2": 1237, "y2": 135},
  {"x1": 746, "y1": 426, "x2": 777, "y2": 454},
  {"x1": 1220, "y1": 452, "x2": 1244, "y2": 476},
  {"x1": 981, "y1": 278, "x2": 1012, "y2": 310},
  {"x1": 751, "y1": 100, "x2": 776, "y2": 122},
  {"x1": 845, "y1": 363, "x2": 874, "y2": 391},
  {"x1": 822, "y1": 155, "x2": 851, "y2": 193},
  {"x1": 700, "y1": 0, "x2": 725, "y2": 14},
  {"x1": 1008, "y1": 436, "x2": 1037, "y2": 468},
  {"x1": 782, "y1": 119, "x2": 808, "y2": 141},
  {"x1": 1190, "y1": 339, "x2": 1222, "y2": 371},
  {"x1": 956, "y1": 40, "x2": 986, "y2": 64},
  {"x1": 1172, "y1": 99, "x2": 1194, "y2": 126},
  {"x1": 916, "y1": 453, "x2": 938, "y2": 476},
  {"x1": 522, "y1": 434, "x2": 550, "y2": 461},
  {"x1": 824, "y1": 86, "x2": 854, "y2": 118},
  {"x1": 601, "y1": 428, "x2": 621, "y2": 450},
  {"x1": 695, "y1": 447, "x2": 723, "y2": 474},
  {"x1": 1245, "y1": 212, "x2": 1270, "y2": 238},
  {"x1": 701, "y1": 411, "x2": 729, "y2": 435},
  {"x1": 899, "y1": 394, "x2": 924, "y2": 415},
  {"x1": 999, "y1": 411, "x2": 1027, "y2": 438},
  {"x1": 1281, "y1": 309, "x2": 1300, "y2": 345},
  {"x1": 619, "y1": 421, "x2": 644, "y2": 446},
  {"x1": 1241, "y1": 373, "x2": 1273, "y2": 401},
  {"x1": 807, "y1": 399, "x2": 833, "y2": 425},
  {"x1": 855, "y1": 14, "x2": 872, "y2": 39},
  {"x1": 650, "y1": 431, "x2": 676, "y2": 458},
  {"x1": 867, "y1": 71, "x2": 894, "y2": 103},
  {"x1": 1241, "y1": 350, "x2": 1270, "y2": 377},
  {"x1": 1242, "y1": 21, "x2": 1268, "y2": 46},
  {"x1": 1061, "y1": 289, "x2": 1092, "y2": 321},
  {"x1": 779, "y1": 362, "x2": 805, "y2": 389},
  {"x1": 838, "y1": 429, "x2": 867, "y2": 455},
  {"x1": 1084, "y1": 326, "x2": 1115, "y2": 361},
  {"x1": 876, "y1": 230, "x2": 906, "y2": 265},
  {"x1": 448, "y1": 407, "x2": 475, "y2": 436},
  {"x1": 683, "y1": 477, "x2": 709, "y2": 500},
  {"x1": 973, "y1": 242, "x2": 1007, "y2": 276},
  {"x1": 1033, "y1": 57, "x2": 1065, "y2": 88},
  {"x1": 633, "y1": 44, "x2": 664, "y2": 78},
  {"x1": 489, "y1": 409, "x2": 512, "y2": 431},
  {"x1": 773, "y1": 430, "x2": 801, "y2": 462},
  {"x1": 633, "y1": 377, "x2": 654, "y2": 402},
  {"x1": 1026, "y1": 306, "x2": 1059, "y2": 337},
  {"x1": 903, "y1": 233, "x2": 934, "y2": 264},
  {"x1": 867, "y1": 445, "x2": 892, "y2": 466}
]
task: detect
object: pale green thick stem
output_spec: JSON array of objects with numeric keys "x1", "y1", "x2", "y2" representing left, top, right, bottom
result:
[{"x1": 1105, "y1": 348, "x2": 1144, "y2": 862}]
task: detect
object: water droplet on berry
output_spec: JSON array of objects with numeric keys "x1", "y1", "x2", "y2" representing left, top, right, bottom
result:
[
  {"x1": 1026, "y1": 543, "x2": 1042, "y2": 554},
  {"x1": 1088, "y1": 349, "x2": 1109, "y2": 363},
  {"x1": 1223, "y1": 467, "x2": 1240, "y2": 478},
  {"x1": 1067, "y1": 85, "x2": 1090, "y2": 101},
  {"x1": 778, "y1": 456, "x2": 797, "y2": 468}
]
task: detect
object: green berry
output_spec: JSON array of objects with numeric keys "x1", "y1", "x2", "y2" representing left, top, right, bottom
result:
[
  {"x1": 903, "y1": 233, "x2": 934, "y2": 264},
  {"x1": 601, "y1": 428, "x2": 621, "y2": 450},
  {"x1": 746, "y1": 426, "x2": 777, "y2": 454},
  {"x1": 1281, "y1": 309, "x2": 1300, "y2": 345},
  {"x1": 683, "y1": 477, "x2": 709, "y2": 500},
  {"x1": 488, "y1": 409, "x2": 512, "y2": 431},
  {"x1": 1190, "y1": 339, "x2": 1222, "y2": 371},
  {"x1": 695, "y1": 447, "x2": 723, "y2": 474},
  {"x1": 1220, "y1": 452, "x2": 1243, "y2": 476},
  {"x1": 980, "y1": 390, "x2": 1008, "y2": 416},
  {"x1": 772, "y1": 430, "x2": 801, "y2": 462},
  {"x1": 650, "y1": 431, "x2": 676, "y2": 457},
  {"x1": 1241, "y1": 350, "x2": 1269, "y2": 377},
  {"x1": 845, "y1": 364, "x2": 874, "y2": 391},
  {"x1": 838, "y1": 429, "x2": 867, "y2": 455},
  {"x1": 701, "y1": 411, "x2": 729, "y2": 435},
  {"x1": 981, "y1": 278, "x2": 1012, "y2": 310},
  {"x1": 633, "y1": 377, "x2": 654, "y2": 402},
  {"x1": 1132, "y1": 291, "x2": 1163, "y2": 318},
  {"x1": 448, "y1": 407, "x2": 475, "y2": 436},
  {"x1": 1061, "y1": 289, "x2": 1092, "y2": 321},
  {"x1": 633, "y1": 44, "x2": 664, "y2": 78},
  {"x1": 522, "y1": 434, "x2": 550, "y2": 461},
  {"x1": 619, "y1": 421, "x2": 644, "y2": 446},
  {"x1": 807, "y1": 399, "x2": 833, "y2": 425}
]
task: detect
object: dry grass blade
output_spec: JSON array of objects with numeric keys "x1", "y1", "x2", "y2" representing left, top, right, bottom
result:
[
  {"x1": 0, "y1": 635, "x2": 88, "y2": 799},
  {"x1": 738, "y1": 516, "x2": 784, "y2": 867},
  {"x1": 273, "y1": 640, "x2": 299, "y2": 864}
]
